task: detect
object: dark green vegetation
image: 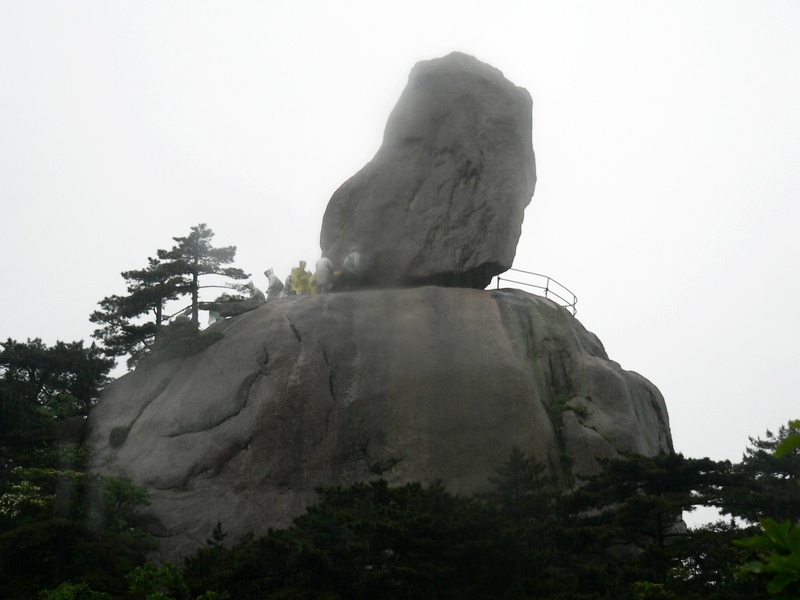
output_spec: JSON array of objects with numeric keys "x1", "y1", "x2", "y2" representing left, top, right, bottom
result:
[
  {"x1": 735, "y1": 420, "x2": 800, "y2": 597},
  {"x1": 174, "y1": 438, "x2": 797, "y2": 600},
  {"x1": 0, "y1": 338, "x2": 153, "y2": 597},
  {"x1": 3, "y1": 297, "x2": 800, "y2": 597},
  {"x1": 90, "y1": 223, "x2": 248, "y2": 368},
  {"x1": 1, "y1": 336, "x2": 797, "y2": 599}
]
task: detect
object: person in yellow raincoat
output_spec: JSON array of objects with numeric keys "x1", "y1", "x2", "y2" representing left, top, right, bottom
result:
[
  {"x1": 309, "y1": 271, "x2": 318, "y2": 295},
  {"x1": 291, "y1": 261, "x2": 312, "y2": 295}
]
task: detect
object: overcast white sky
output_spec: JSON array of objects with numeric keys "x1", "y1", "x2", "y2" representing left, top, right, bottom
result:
[{"x1": 2, "y1": 1, "x2": 798, "y2": 471}]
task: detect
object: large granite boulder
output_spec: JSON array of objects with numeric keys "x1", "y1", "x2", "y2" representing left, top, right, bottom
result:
[
  {"x1": 87, "y1": 288, "x2": 671, "y2": 561},
  {"x1": 320, "y1": 52, "x2": 536, "y2": 289}
]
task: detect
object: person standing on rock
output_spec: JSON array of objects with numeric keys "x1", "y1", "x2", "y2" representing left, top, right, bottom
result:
[
  {"x1": 314, "y1": 253, "x2": 334, "y2": 294},
  {"x1": 336, "y1": 247, "x2": 363, "y2": 291},
  {"x1": 245, "y1": 281, "x2": 266, "y2": 302},
  {"x1": 283, "y1": 274, "x2": 295, "y2": 296},
  {"x1": 264, "y1": 268, "x2": 284, "y2": 300},
  {"x1": 291, "y1": 261, "x2": 312, "y2": 295}
]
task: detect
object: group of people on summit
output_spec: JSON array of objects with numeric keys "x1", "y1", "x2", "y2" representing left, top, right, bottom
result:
[
  {"x1": 258, "y1": 247, "x2": 362, "y2": 302},
  {"x1": 206, "y1": 248, "x2": 362, "y2": 325}
]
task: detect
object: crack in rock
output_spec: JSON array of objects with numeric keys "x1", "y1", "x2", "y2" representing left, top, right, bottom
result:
[
  {"x1": 165, "y1": 367, "x2": 263, "y2": 438},
  {"x1": 287, "y1": 316, "x2": 302, "y2": 343},
  {"x1": 321, "y1": 348, "x2": 336, "y2": 403}
]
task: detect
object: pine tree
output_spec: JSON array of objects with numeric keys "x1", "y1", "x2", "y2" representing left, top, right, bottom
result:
[
  {"x1": 0, "y1": 338, "x2": 152, "y2": 598},
  {"x1": 157, "y1": 223, "x2": 249, "y2": 327},
  {"x1": 90, "y1": 257, "x2": 182, "y2": 365},
  {"x1": 721, "y1": 423, "x2": 800, "y2": 524},
  {"x1": 564, "y1": 452, "x2": 729, "y2": 590},
  {"x1": 91, "y1": 224, "x2": 249, "y2": 366},
  {"x1": 120, "y1": 256, "x2": 185, "y2": 328},
  {"x1": 0, "y1": 337, "x2": 113, "y2": 451},
  {"x1": 731, "y1": 420, "x2": 800, "y2": 598},
  {"x1": 484, "y1": 447, "x2": 562, "y2": 597}
]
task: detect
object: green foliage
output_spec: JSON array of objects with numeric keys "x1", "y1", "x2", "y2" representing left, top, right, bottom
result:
[
  {"x1": 96, "y1": 474, "x2": 152, "y2": 531},
  {"x1": 39, "y1": 580, "x2": 113, "y2": 599},
  {"x1": 482, "y1": 447, "x2": 567, "y2": 597},
  {"x1": 542, "y1": 451, "x2": 762, "y2": 599},
  {"x1": 721, "y1": 422, "x2": 800, "y2": 524},
  {"x1": 208, "y1": 520, "x2": 226, "y2": 548},
  {"x1": 184, "y1": 480, "x2": 500, "y2": 599},
  {"x1": 176, "y1": 447, "x2": 779, "y2": 600},
  {"x1": 181, "y1": 450, "x2": 754, "y2": 599},
  {"x1": 775, "y1": 420, "x2": 800, "y2": 458},
  {"x1": 0, "y1": 510, "x2": 153, "y2": 598},
  {"x1": 487, "y1": 446, "x2": 553, "y2": 518},
  {"x1": 7, "y1": 440, "x2": 782, "y2": 599},
  {"x1": 128, "y1": 561, "x2": 191, "y2": 599},
  {"x1": 4, "y1": 388, "x2": 798, "y2": 600},
  {"x1": 733, "y1": 419, "x2": 800, "y2": 598},
  {"x1": 667, "y1": 519, "x2": 766, "y2": 599},
  {"x1": 631, "y1": 581, "x2": 677, "y2": 599},
  {"x1": 0, "y1": 465, "x2": 154, "y2": 596},
  {"x1": 738, "y1": 518, "x2": 800, "y2": 596},
  {"x1": 0, "y1": 472, "x2": 54, "y2": 518},
  {"x1": 121, "y1": 257, "x2": 186, "y2": 325},
  {"x1": 1, "y1": 337, "x2": 113, "y2": 452},
  {"x1": 0, "y1": 335, "x2": 152, "y2": 597},
  {"x1": 1, "y1": 337, "x2": 105, "y2": 466},
  {"x1": 156, "y1": 223, "x2": 249, "y2": 328},
  {"x1": 90, "y1": 257, "x2": 185, "y2": 366},
  {"x1": 569, "y1": 453, "x2": 727, "y2": 552},
  {"x1": 550, "y1": 393, "x2": 571, "y2": 412},
  {"x1": 90, "y1": 296, "x2": 161, "y2": 368},
  {"x1": 91, "y1": 223, "x2": 248, "y2": 368}
]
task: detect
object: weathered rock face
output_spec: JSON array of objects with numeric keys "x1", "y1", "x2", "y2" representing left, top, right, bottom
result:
[
  {"x1": 320, "y1": 52, "x2": 536, "y2": 289},
  {"x1": 87, "y1": 288, "x2": 671, "y2": 561}
]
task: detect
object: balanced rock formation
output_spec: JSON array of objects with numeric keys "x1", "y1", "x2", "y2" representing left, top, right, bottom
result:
[
  {"x1": 87, "y1": 288, "x2": 671, "y2": 561},
  {"x1": 320, "y1": 52, "x2": 536, "y2": 289},
  {"x1": 87, "y1": 53, "x2": 672, "y2": 562}
]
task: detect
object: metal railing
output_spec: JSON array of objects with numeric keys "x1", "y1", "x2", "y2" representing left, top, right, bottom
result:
[{"x1": 493, "y1": 268, "x2": 578, "y2": 316}]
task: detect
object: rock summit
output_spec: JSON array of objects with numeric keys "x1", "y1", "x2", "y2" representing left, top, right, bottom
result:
[{"x1": 87, "y1": 289, "x2": 671, "y2": 561}]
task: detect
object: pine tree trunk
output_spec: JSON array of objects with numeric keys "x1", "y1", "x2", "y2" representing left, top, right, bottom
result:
[{"x1": 191, "y1": 258, "x2": 199, "y2": 327}]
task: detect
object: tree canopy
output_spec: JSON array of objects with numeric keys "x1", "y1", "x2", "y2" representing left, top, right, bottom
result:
[
  {"x1": 156, "y1": 223, "x2": 249, "y2": 326},
  {"x1": 720, "y1": 422, "x2": 800, "y2": 524},
  {"x1": 90, "y1": 223, "x2": 248, "y2": 367},
  {"x1": 0, "y1": 337, "x2": 112, "y2": 454},
  {"x1": 3, "y1": 333, "x2": 798, "y2": 598},
  {"x1": 0, "y1": 338, "x2": 152, "y2": 598},
  {"x1": 5, "y1": 419, "x2": 800, "y2": 599}
]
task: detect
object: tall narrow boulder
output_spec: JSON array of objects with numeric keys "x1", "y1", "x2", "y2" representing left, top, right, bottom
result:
[{"x1": 320, "y1": 52, "x2": 536, "y2": 289}]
